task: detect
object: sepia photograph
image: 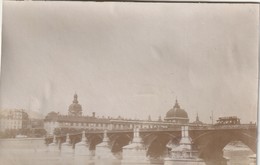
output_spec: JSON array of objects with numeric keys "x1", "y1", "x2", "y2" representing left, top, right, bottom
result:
[{"x1": 0, "y1": 1, "x2": 258, "y2": 165}]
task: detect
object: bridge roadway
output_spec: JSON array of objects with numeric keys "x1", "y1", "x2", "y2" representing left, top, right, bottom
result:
[
  {"x1": 46, "y1": 124, "x2": 256, "y2": 135},
  {"x1": 45, "y1": 124, "x2": 257, "y2": 164}
]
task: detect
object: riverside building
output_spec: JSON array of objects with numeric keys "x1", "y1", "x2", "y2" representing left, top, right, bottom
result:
[
  {"x1": 44, "y1": 94, "x2": 202, "y2": 135},
  {"x1": 0, "y1": 109, "x2": 29, "y2": 132}
]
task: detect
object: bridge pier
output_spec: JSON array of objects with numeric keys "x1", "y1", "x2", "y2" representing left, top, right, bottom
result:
[
  {"x1": 95, "y1": 130, "x2": 115, "y2": 159},
  {"x1": 121, "y1": 128, "x2": 149, "y2": 164},
  {"x1": 74, "y1": 131, "x2": 93, "y2": 157},
  {"x1": 164, "y1": 126, "x2": 205, "y2": 165},
  {"x1": 48, "y1": 135, "x2": 60, "y2": 152},
  {"x1": 61, "y1": 133, "x2": 74, "y2": 154}
]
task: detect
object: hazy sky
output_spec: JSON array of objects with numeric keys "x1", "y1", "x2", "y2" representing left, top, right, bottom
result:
[{"x1": 0, "y1": 2, "x2": 259, "y2": 123}]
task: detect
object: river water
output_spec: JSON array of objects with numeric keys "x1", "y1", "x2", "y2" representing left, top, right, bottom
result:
[{"x1": 0, "y1": 138, "x2": 255, "y2": 165}]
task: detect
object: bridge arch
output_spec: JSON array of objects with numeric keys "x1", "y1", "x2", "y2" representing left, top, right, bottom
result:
[
  {"x1": 88, "y1": 134, "x2": 103, "y2": 150},
  {"x1": 193, "y1": 130, "x2": 256, "y2": 164},
  {"x1": 144, "y1": 132, "x2": 180, "y2": 158},
  {"x1": 110, "y1": 133, "x2": 132, "y2": 153}
]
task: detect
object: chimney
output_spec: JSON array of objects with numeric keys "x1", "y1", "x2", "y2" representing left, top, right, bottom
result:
[{"x1": 92, "y1": 112, "x2": 96, "y2": 118}]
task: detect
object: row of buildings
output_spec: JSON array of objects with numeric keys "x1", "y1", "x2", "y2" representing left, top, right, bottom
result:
[
  {"x1": 44, "y1": 94, "x2": 204, "y2": 135},
  {"x1": 0, "y1": 109, "x2": 29, "y2": 131},
  {"x1": 0, "y1": 109, "x2": 45, "y2": 137},
  {"x1": 0, "y1": 94, "x2": 204, "y2": 136}
]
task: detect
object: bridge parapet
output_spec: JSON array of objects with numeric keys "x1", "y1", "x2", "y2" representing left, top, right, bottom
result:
[{"x1": 189, "y1": 124, "x2": 256, "y2": 130}]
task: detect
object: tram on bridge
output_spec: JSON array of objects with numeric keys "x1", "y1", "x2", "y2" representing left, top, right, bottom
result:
[{"x1": 215, "y1": 116, "x2": 240, "y2": 125}]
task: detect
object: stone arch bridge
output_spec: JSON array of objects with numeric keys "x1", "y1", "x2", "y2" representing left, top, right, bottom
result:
[{"x1": 46, "y1": 124, "x2": 256, "y2": 164}]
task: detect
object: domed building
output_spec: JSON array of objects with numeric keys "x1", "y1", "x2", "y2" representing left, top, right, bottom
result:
[
  {"x1": 68, "y1": 93, "x2": 82, "y2": 116},
  {"x1": 164, "y1": 100, "x2": 189, "y2": 124}
]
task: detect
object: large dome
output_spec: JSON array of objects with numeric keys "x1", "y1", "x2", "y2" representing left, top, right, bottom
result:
[
  {"x1": 165, "y1": 100, "x2": 189, "y2": 123},
  {"x1": 166, "y1": 108, "x2": 188, "y2": 118},
  {"x1": 68, "y1": 94, "x2": 82, "y2": 116},
  {"x1": 69, "y1": 103, "x2": 82, "y2": 112}
]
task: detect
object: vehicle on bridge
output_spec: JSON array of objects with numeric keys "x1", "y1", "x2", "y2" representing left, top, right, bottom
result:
[{"x1": 215, "y1": 116, "x2": 240, "y2": 125}]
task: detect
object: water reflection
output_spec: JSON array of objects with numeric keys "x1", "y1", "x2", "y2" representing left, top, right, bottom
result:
[{"x1": 0, "y1": 144, "x2": 255, "y2": 165}]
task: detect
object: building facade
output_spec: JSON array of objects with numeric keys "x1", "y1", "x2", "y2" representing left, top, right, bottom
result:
[
  {"x1": 0, "y1": 109, "x2": 29, "y2": 132},
  {"x1": 44, "y1": 94, "x2": 201, "y2": 135}
]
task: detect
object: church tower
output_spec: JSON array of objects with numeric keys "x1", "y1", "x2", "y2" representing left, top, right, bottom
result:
[{"x1": 68, "y1": 93, "x2": 82, "y2": 116}]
